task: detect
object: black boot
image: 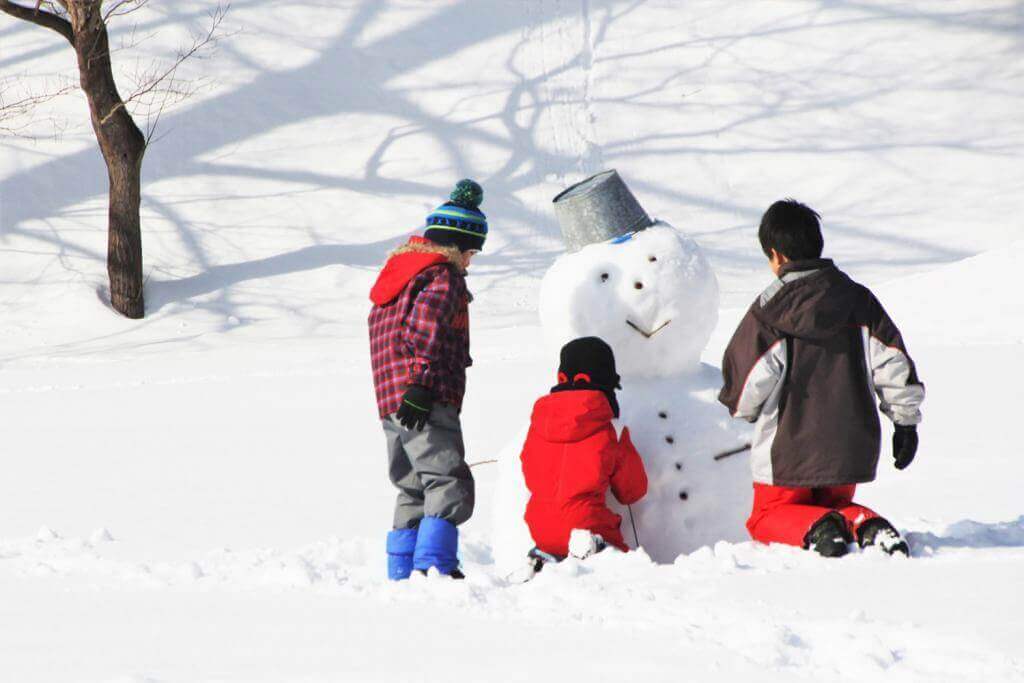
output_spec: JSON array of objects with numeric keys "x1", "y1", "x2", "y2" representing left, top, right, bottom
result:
[
  {"x1": 857, "y1": 518, "x2": 909, "y2": 556},
  {"x1": 507, "y1": 548, "x2": 563, "y2": 584},
  {"x1": 804, "y1": 512, "x2": 852, "y2": 558}
]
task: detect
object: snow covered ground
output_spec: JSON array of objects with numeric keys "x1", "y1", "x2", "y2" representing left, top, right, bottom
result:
[{"x1": 2, "y1": 1, "x2": 1023, "y2": 681}]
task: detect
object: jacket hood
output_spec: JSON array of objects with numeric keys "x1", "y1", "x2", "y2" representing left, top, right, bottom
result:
[
  {"x1": 753, "y1": 259, "x2": 861, "y2": 340},
  {"x1": 529, "y1": 390, "x2": 614, "y2": 443},
  {"x1": 369, "y1": 237, "x2": 465, "y2": 305}
]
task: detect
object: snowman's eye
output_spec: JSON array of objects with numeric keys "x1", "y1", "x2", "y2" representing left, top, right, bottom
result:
[
  {"x1": 600, "y1": 273, "x2": 609, "y2": 282},
  {"x1": 648, "y1": 256, "x2": 657, "y2": 263}
]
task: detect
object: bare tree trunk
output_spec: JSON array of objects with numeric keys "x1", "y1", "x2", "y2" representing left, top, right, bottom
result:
[
  {"x1": 3, "y1": 1, "x2": 225, "y2": 318},
  {"x1": 68, "y1": 2, "x2": 146, "y2": 318}
]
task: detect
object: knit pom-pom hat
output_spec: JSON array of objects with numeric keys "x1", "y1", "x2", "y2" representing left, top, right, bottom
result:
[{"x1": 424, "y1": 179, "x2": 488, "y2": 252}]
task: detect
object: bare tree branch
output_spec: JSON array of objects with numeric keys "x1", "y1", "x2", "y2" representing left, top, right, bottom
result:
[
  {"x1": 103, "y1": 0, "x2": 149, "y2": 23},
  {"x1": 0, "y1": 76, "x2": 75, "y2": 137},
  {"x1": 100, "y1": 3, "x2": 231, "y2": 146},
  {"x1": 0, "y1": 0, "x2": 74, "y2": 44}
]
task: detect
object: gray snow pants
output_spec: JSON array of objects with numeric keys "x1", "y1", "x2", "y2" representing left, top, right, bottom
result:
[{"x1": 382, "y1": 404, "x2": 475, "y2": 530}]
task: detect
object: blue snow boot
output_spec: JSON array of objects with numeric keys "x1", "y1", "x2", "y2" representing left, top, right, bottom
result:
[
  {"x1": 386, "y1": 528, "x2": 418, "y2": 581},
  {"x1": 413, "y1": 516, "x2": 461, "y2": 576}
]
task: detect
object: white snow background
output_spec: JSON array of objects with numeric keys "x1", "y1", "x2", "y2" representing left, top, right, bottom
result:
[{"x1": 1, "y1": 1, "x2": 1023, "y2": 681}]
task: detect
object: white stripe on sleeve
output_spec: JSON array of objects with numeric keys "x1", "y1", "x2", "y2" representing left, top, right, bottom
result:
[{"x1": 734, "y1": 338, "x2": 787, "y2": 423}]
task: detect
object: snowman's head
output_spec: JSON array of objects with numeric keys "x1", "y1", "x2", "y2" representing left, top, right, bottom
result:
[{"x1": 539, "y1": 222, "x2": 719, "y2": 377}]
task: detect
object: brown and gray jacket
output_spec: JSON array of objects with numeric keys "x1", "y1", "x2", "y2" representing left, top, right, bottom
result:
[{"x1": 719, "y1": 259, "x2": 924, "y2": 487}]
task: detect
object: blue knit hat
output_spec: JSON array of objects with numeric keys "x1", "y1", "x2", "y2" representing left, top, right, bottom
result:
[{"x1": 424, "y1": 179, "x2": 488, "y2": 252}]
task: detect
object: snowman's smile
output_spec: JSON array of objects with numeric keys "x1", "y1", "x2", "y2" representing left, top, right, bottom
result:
[{"x1": 626, "y1": 319, "x2": 672, "y2": 339}]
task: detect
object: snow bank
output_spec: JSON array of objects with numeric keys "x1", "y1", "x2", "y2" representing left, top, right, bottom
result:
[
  {"x1": 4, "y1": 526, "x2": 1022, "y2": 681},
  {"x1": 880, "y1": 241, "x2": 1024, "y2": 346}
]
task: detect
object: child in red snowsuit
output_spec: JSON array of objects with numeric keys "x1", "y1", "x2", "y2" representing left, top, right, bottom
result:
[{"x1": 521, "y1": 337, "x2": 648, "y2": 559}]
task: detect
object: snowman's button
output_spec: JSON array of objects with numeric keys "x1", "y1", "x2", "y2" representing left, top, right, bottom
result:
[
  {"x1": 665, "y1": 436, "x2": 675, "y2": 444},
  {"x1": 634, "y1": 281, "x2": 644, "y2": 290},
  {"x1": 658, "y1": 411, "x2": 668, "y2": 419},
  {"x1": 649, "y1": 256, "x2": 657, "y2": 262},
  {"x1": 675, "y1": 462, "x2": 682, "y2": 471},
  {"x1": 600, "y1": 273, "x2": 609, "y2": 282},
  {"x1": 678, "y1": 491, "x2": 689, "y2": 501}
]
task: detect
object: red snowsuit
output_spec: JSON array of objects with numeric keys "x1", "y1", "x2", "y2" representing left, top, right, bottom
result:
[
  {"x1": 747, "y1": 484, "x2": 879, "y2": 546},
  {"x1": 520, "y1": 390, "x2": 648, "y2": 557}
]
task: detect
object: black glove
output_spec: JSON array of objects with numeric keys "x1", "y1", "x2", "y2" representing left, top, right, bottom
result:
[
  {"x1": 396, "y1": 385, "x2": 433, "y2": 431},
  {"x1": 893, "y1": 424, "x2": 918, "y2": 470}
]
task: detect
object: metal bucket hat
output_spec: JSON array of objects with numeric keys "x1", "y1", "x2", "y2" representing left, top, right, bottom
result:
[{"x1": 552, "y1": 169, "x2": 653, "y2": 252}]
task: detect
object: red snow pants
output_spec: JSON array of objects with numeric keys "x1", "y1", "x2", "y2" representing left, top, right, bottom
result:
[{"x1": 746, "y1": 484, "x2": 879, "y2": 547}]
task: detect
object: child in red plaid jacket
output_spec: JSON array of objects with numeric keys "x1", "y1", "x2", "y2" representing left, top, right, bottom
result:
[{"x1": 369, "y1": 180, "x2": 488, "y2": 580}]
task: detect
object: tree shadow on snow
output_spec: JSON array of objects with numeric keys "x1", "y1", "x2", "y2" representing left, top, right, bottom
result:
[
  {"x1": 144, "y1": 238, "x2": 398, "y2": 314},
  {"x1": 1, "y1": 0, "x2": 1020, "y2": 321},
  {"x1": 1, "y1": 0, "x2": 590, "y2": 317}
]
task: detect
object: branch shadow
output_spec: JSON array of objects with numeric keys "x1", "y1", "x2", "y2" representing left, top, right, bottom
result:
[
  {"x1": 1, "y1": 0, "x2": 1020, "y2": 327},
  {"x1": 145, "y1": 238, "x2": 395, "y2": 313},
  {"x1": 0, "y1": 0, "x2": 585, "y2": 280}
]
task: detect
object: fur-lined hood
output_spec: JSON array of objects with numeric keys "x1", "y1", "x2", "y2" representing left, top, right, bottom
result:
[
  {"x1": 369, "y1": 236, "x2": 465, "y2": 305},
  {"x1": 389, "y1": 240, "x2": 465, "y2": 272}
]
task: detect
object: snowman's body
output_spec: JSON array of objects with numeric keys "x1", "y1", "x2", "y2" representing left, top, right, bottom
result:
[
  {"x1": 493, "y1": 222, "x2": 752, "y2": 566},
  {"x1": 611, "y1": 368, "x2": 752, "y2": 562}
]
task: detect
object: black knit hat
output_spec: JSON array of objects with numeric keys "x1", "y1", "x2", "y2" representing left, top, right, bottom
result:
[
  {"x1": 551, "y1": 336, "x2": 622, "y2": 417},
  {"x1": 424, "y1": 179, "x2": 488, "y2": 252}
]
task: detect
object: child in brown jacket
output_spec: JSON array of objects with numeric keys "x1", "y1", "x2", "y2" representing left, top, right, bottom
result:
[{"x1": 719, "y1": 199, "x2": 925, "y2": 557}]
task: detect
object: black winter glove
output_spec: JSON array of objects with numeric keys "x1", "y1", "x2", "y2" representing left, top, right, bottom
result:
[
  {"x1": 396, "y1": 385, "x2": 433, "y2": 431},
  {"x1": 893, "y1": 424, "x2": 918, "y2": 470}
]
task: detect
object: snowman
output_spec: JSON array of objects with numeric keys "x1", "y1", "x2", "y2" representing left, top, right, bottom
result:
[{"x1": 493, "y1": 170, "x2": 752, "y2": 566}]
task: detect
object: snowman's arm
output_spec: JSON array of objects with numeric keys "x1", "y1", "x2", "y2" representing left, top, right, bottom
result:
[
  {"x1": 718, "y1": 310, "x2": 786, "y2": 423},
  {"x1": 402, "y1": 267, "x2": 461, "y2": 390},
  {"x1": 610, "y1": 427, "x2": 648, "y2": 505}
]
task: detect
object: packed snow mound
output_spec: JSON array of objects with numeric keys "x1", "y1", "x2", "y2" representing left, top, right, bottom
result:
[
  {"x1": 538, "y1": 223, "x2": 719, "y2": 377},
  {"x1": 879, "y1": 241, "x2": 1024, "y2": 346}
]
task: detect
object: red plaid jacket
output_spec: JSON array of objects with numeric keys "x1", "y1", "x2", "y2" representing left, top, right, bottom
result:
[{"x1": 368, "y1": 237, "x2": 472, "y2": 419}]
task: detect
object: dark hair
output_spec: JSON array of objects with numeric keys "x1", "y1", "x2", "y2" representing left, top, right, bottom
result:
[{"x1": 758, "y1": 199, "x2": 823, "y2": 260}]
